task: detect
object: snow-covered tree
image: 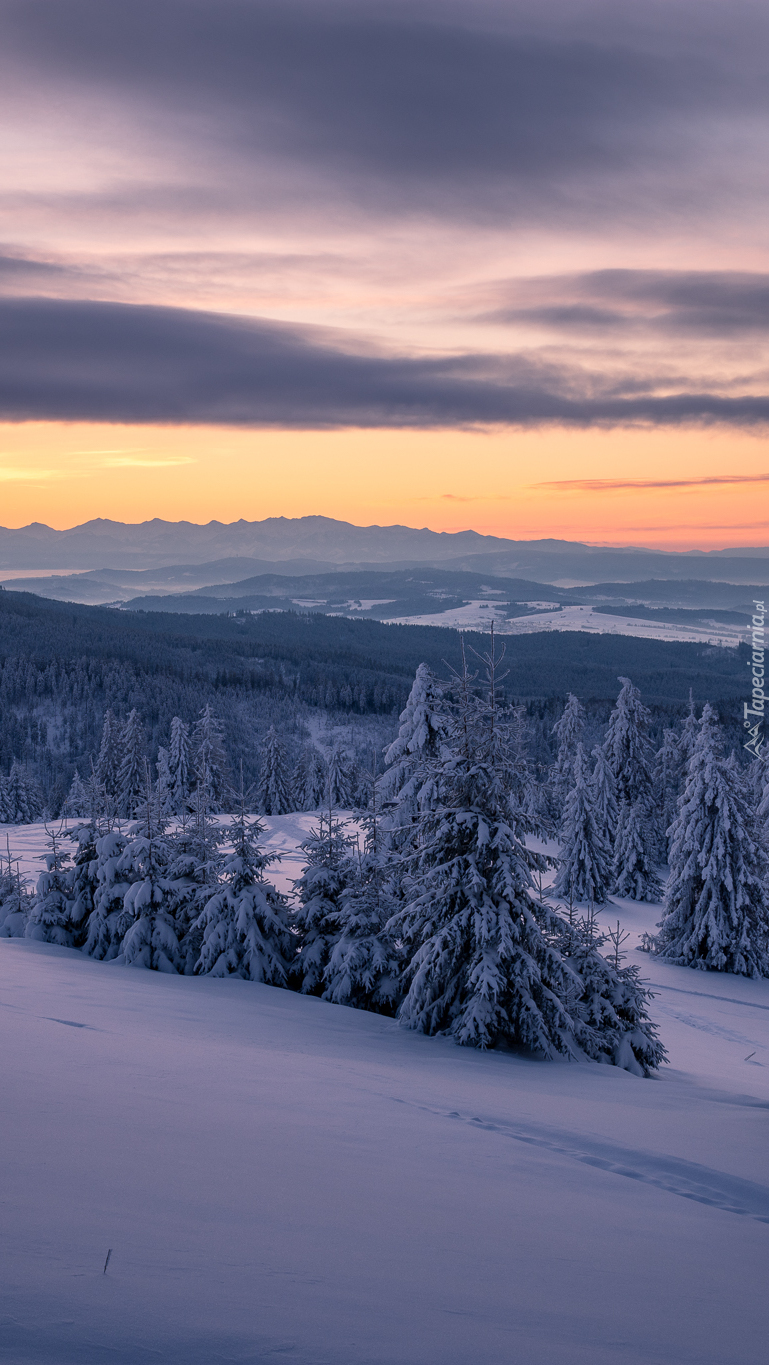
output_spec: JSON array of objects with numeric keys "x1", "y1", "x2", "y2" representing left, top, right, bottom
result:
[
  {"x1": 118, "y1": 708, "x2": 146, "y2": 817},
  {"x1": 192, "y1": 704, "x2": 229, "y2": 812},
  {"x1": 83, "y1": 829, "x2": 133, "y2": 960},
  {"x1": 118, "y1": 822, "x2": 182, "y2": 973},
  {"x1": 25, "y1": 827, "x2": 74, "y2": 946},
  {"x1": 551, "y1": 693, "x2": 586, "y2": 816},
  {"x1": 604, "y1": 677, "x2": 654, "y2": 804},
  {"x1": 653, "y1": 729, "x2": 682, "y2": 859},
  {"x1": 165, "y1": 814, "x2": 225, "y2": 974},
  {"x1": 677, "y1": 691, "x2": 699, "y2": 780},
  {"x1": 381, "y1": 663, "x2": 447, "y2": 803},
  {"x1": 557, "y1": 910, "x2": 666, "y2": 1076},
  {"x1": 591, "y1": 744, "x2": 618, "y2": 848},
  {"x1": 553, "y1": 743, "x2": 612, "y2": 904},
  {"x1": 194, "y1": 812, "x2": 293, "y2": 982},
  {"x1": 167, "y1": 716, "x2": 192, "y2": 814},
  {"x1": 94, "y1": 709, "x2": 122, "y2": 818},
  {"x1": 0, "y1": 843, "x2": 32, "y2": 938},
  {"x1": 292, "y1": 745, "x2": 328, "y2": 811},
  {"x1": 612, "y1": 800, "x2": 662, "y2": 902},
  {"x1": 655, "y1": 704, "x2": 769, "y2": 975},
  {"x1": 291, "y1": 812, "x2": 355, "y2": 995},
  {"x1": 379, "y1": 663, "x2": 449, "y2": 855},
  {"x1": 257, "y1": 726, "x2": 293, "y2": 815},
  {"x1": 66, "y1": 822, "x2": 100, "y2": 948},
  {"x1": 64, "y1": 769, "x2": 90, "y2": 819},
  {"x1": 604, "y1": 678, "x2": 660, "y2": 901},
  {"x1": 391, "y1": 635, "x2": 580, "y2": 1054},
  {"x1": 322, "y1": 812, "x2": 402, "y2": 1015},
  {"x1": 326, "y1": 744, "x2": 353, "y2": 809},
  {"x1": 2, "y1": 762, "x2": 42, "y2": 824},
  {"x1": 155, "y1": 746, "x2": 172, "y2": 812},
  {"x1": 750, "y1": 751, "x2": 769, "y2": 846}
]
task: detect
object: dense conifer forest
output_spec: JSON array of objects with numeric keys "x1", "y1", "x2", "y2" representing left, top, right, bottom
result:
[{"x1": 0, "y1": 586, "x2": 752, "y2": 815}]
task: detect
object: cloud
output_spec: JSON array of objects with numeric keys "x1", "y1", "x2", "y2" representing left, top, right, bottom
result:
[
  {"x1": 534, "y1": 473, "x2": 769, "y2": 492},
  {"x1": 480, "y1": 270, "x2": 769, "y2": 338},
  {"x1": 0, "y1": 465, "x2": 66, "y2": 483},
  {"x1": 2, "y1": 295, "x2": 769, "y2": 431},
  {"x1": 2, "y1": 0, "x2": 768, "y2": 226}
]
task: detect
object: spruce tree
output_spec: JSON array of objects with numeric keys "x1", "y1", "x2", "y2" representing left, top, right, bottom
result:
[
  {"x1": 753, "y1": 752, "x2": 769, "y2": 844},
  {"x1": 66, "y1": 821, "x2": 100, "y2": 948},
  {"x1": 653, "y1": 729, "x2": 682, "y2": 859},
  {"x1": 118, "y1": 709, "x2": 146, "y2": 818},
  {"x1": 326, "y1": 744, "x2": 353, "y2": 809},
  {"x1": 25, "y1": 826, "x2": 74, "y2": 946},
  {"x1": 551, "y1": 693, "x2": 586, "y2": 816},
  {"x1": 290, "y1": 811, "x2": 354, "y2": 995},
  {"x1": 392, "y1": 633, "x2": 580, "y2": 1054},
  {"x1": 194, "y1": 811, "x2": 293, "y2": 982},
  {"x1": 94, "y1": 709, "x2": 122, "y2": 819},
  {"x1": 656, "y1": 703, "x2": 769, "y2": 975},
  {"x1": 553, "y1": 743, "x2": 612, "y2": 904},
  {"x1": 591, "y1": 744, "x2": 619, "y2": 847},
  {"x1": 677, "y1": 691, "x2": 699, "y2": 780},
  {"x1": 192, "y1": 705, "x2": 229, "y2": 812},
  {"x1": 257, "y1": 726, "x2": 293, "y2": 815},
  {"x1": 292, "y1": 745, "x2": 327, "y2": 811},
  {"x1": 323, "y1": 810, "x2": 402, "y2": 1015},
  {"x1": 604, "y1": 677, "x2": 660, "y2": 901},
  {"x1": 381, "y1": 663, "x2": 447, "y2": 804},
  {"x1": 557, "y1": 908, "x2": 666, "y2": 1076},
  {"x1": 118, "y1": 814, "x2": 182, "y2": 973},
  {"x1": 168, "y1": 716, "x2": 192, "y2": 814},
  {"x1": 604, "y1": 677, "x2": 654, "y2": 803},
  {"x1": 612, "y1": 800, "x2": 663, "y2": 902},
  {"x1": 155, "y1": 746, "x2": 172, "y2": 813},
  {"x1": 3, "y1": 762, "x2": 42, "y2": 824},
  {"x1": 0, "y1": 841, "x2": 32, "y2": 938},
  {"x1": 166, "y1": 811, "x2": 225, "y2": 974},
  {"x1": 65, "y1": 769, "x2": 90, "y2": 818},
  {"x1": 83, "y1": 829, "x2": 133, "y2": 960}
]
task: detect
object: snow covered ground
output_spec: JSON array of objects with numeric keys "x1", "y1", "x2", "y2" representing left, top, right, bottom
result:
[
  {"x1": 389, "y1": 601, "x2": 742, "y2": 646},
  {"x1": 1, "y1": 821, "x2": 768, "y2": 1364}
]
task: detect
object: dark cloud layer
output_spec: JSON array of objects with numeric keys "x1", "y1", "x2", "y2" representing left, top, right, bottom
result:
[
  {"x1": 2, "y1": 0, "x2": 766, "y2": 220},
  {"x1": 482, "y1": 270, "x2": 769, "y2": 337},
  {"x1": 3, "y1": 296, "x2": 768, "y2": 429}
]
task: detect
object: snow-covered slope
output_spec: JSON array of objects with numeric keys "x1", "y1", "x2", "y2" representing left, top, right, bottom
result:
[
  {"x1": 1, "y1": 820, "x2": 767, "y2": 1364},
  {"x1": 390, "y1": 601, "x2": 743, "y2": 646}
]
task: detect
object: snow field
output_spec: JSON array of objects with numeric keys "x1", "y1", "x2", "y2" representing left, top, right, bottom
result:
[
  {"x1": 389, "y1": 601, "x2": 743, "y2": 646},
  {"x1": 1, "y1": 820, "x2": 768, "y2": 1364}
]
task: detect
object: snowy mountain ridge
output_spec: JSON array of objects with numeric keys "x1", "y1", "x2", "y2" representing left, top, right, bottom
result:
[{"x1": 2, "y1": 516, "x2": 769, "y2": 581}]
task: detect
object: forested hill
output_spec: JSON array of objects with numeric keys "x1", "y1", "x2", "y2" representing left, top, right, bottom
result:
[
  {"x1": 0, "y1": 587, "x2": 750, "y2": 814},
  {"x1": 0, "y1": 585, "x2": 749, "y2": 708}
]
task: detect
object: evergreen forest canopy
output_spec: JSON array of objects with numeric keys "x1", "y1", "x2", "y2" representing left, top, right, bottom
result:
[
  {"x1": 0, "y1": 586, "x2": 752, "y2": 817},
  {"x1": 3, "y1": 650, "x2": 768, "y2": 1082}
]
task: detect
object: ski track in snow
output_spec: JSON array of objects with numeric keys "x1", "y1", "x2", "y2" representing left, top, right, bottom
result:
[
  {"x1": 392, "y1": 1100, "x2": 769, "y2": 1224},
  {"x1": 2, "y1": 822, "x2": 769, "y2": 1363}
]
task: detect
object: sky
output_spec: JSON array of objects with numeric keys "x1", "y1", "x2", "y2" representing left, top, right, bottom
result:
[{"x1": 1, "y1": 0, "x2": 769, "y2": 547}]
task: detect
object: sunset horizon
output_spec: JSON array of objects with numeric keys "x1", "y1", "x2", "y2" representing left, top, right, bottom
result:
[{"x1": 2, "y1": 6, "x2": 768, "y2": 1363}]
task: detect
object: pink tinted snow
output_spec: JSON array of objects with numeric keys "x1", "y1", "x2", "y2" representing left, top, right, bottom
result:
[{"x1": 0, "y1": 819, "x2": 768, "y2": 1363}]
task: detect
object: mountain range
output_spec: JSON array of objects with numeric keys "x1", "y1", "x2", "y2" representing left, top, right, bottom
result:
[{"x1": 2, "y1": 517, "x2": 769, "y2": 589}]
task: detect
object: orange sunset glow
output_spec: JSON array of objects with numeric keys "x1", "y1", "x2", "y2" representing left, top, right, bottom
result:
[
  {"x1": 1, "y1": 0, "x2": 769, "y2": 548},
  {"x1": 2, "y1": 421, "x2": 768, "y2": 550}
]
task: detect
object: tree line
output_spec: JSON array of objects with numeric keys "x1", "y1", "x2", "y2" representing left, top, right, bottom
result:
[{"x1": 5, "y1": 645, "x2": 767, "y2": 1074}]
